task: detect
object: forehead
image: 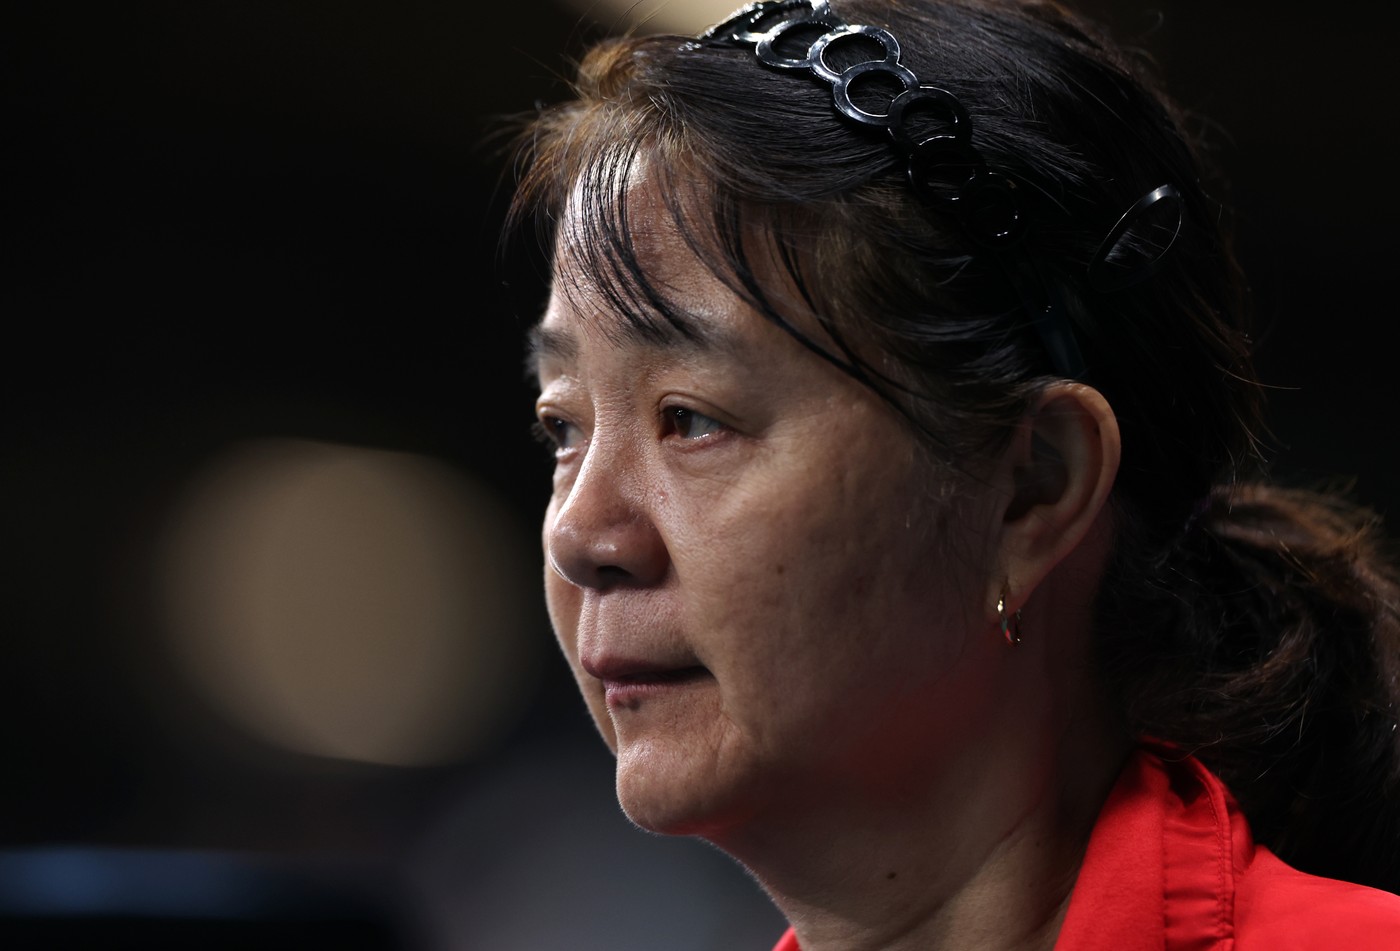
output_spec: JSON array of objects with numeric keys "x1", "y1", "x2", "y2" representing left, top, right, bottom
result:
[
  {"x1": 528, "y1": 248, "x2": 759, "y2": 387},
  {"x1": 531, "y1": 170, "x2": 787, "y2": 377}
]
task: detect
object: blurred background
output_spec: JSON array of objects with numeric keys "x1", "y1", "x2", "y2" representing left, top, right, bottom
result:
[{"x1": 3, "y1": 1, "x2": 1397, "y2": 948}]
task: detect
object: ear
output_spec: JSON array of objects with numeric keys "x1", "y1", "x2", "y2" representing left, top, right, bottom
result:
[{"x1": 988, "y1": 383, "x2": 1121, "y2": 614}]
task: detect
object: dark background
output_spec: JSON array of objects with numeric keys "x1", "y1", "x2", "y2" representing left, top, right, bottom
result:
[{"x1": 3, "y1": 1, "x2": 1398, "y2": 948}]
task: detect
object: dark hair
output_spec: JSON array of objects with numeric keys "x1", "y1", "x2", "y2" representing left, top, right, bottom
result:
[{"x1": 510, "y1": 0, "x2": 1400, "y2": 891}]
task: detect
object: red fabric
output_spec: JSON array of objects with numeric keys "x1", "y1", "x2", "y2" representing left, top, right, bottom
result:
[
  {"x1": 770, "y1": 930, "x2": 800, "y2": 951},
  {"x1": 770, "y1": 747, "x2": 1400, "y2": 950}
]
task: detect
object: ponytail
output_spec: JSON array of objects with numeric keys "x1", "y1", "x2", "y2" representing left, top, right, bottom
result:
[{"x1": 1098, "y1": 483, "x2": 1400, "y2": 892}]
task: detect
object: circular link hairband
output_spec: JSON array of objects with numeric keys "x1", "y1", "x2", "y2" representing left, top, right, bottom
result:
[
  {"x1": 697, "y1": 0, "x2": 1023, "y2": 249},
  {"x1": 691, "y1": 0, "x2": 1185, "y2": 378}
]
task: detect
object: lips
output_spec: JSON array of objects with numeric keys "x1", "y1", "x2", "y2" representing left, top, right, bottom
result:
[{"x1": 583, "y1": 656, "x2": 711, "y2": 710}]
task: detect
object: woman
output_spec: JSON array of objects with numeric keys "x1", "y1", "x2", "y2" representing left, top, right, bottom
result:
[{"x1": 512, "y1": 1, "x2": 1400, "y2": 947}]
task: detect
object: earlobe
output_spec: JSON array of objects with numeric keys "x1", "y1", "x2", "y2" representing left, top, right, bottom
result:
[{"x1": 994, "y1": 383, "x2": 1121, "y2": 612}]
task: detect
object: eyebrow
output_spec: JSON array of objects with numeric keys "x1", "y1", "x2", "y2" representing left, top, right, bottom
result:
[
  {"x1": 524, "y1": 325, "x2": 576, "y2": 383},
  {"x1": 524, "y1": 307, "x2": 742, "y2": 385}
]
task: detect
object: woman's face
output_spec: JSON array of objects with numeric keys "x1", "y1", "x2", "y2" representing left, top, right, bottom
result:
[{"x1": 532, "y1": 190, "x2": 1007, "y2": 840}]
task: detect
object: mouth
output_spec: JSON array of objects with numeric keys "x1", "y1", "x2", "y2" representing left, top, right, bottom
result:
[{"x1": 583, "y1": 658, "x2": 712, "y2": 710}]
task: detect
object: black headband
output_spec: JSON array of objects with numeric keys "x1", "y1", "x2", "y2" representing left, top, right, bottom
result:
[{"x1": 693, "y1": 0, "x2": 1184, "y2": 379}]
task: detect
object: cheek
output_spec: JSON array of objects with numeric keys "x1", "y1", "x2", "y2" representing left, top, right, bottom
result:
[
  {"x1": 732, "y1": 428, "x2": 982, "y2": 672},
  {"x1": 695, "y1": 463, "x2": 950, "y2": 656}
]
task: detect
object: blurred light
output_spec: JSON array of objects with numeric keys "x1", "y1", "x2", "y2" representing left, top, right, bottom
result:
[
  {"x1": 157, "y1": 439, "x2": 537, "y2": 766},
  {"x1": 564, "y1": 0, "x2": 738, "y2": 34},
  {"x1": 0, "y1": 848, "x2": 300, "y2": 918}
]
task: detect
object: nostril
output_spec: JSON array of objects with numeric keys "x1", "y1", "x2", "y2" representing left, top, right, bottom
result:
[
  {"x1": 547, "y1": 541, "x2": 641, "y2": 589},
  {"x1": 595, "y1": 564, "x2": 632, "y2": 588}
]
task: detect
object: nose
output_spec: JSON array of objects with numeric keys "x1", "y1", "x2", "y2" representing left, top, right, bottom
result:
[{"x1": 546, "y1": 443, "x2": 669, "y2": 591}]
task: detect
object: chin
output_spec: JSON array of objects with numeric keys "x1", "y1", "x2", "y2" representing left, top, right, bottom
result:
[
  {"x1": 616, "y1": 774, "x2": 726, "y2": 837},
  {"x1": 612, "y1": 737, "x2": 766, "y2": 840}
]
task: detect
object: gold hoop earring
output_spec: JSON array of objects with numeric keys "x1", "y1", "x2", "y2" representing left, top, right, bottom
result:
[{"x1": 997, "y1": 587, "x2": 1023, "y2": 646}]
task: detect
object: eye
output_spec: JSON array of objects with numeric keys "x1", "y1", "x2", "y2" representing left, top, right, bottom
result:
[
  {"x1": 531, "y1": 414, "x2": 584, "y2": 452},
  {"x1": 664, "y1": 406, "x2": 726, "y2": 440}
]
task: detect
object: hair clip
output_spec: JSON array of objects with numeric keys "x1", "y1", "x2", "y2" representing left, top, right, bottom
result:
[{"x1": 1088, "y1": 184, "x2": 1184, "y2": 293}]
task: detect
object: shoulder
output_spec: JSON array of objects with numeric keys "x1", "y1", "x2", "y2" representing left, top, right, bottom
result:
[{"x1": 1236, "y1": 848, "x2": 1400, "y2": 951}]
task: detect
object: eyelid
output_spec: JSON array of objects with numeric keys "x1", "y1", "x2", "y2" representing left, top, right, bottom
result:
[
  {"x1": 660, "y1": 402, "x2": 731, "y2": 442},
  {"x1": 533, "y1": 405, "x2": 586, "y2": 454}
]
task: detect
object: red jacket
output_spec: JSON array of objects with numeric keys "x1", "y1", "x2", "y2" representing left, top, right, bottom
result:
[{"x1": 771, "y1": 748, "x2": 1400, "y2": 950}]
